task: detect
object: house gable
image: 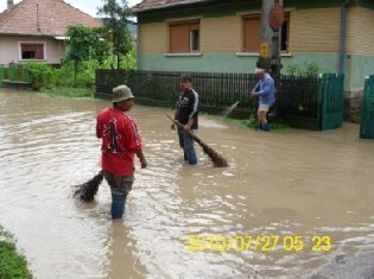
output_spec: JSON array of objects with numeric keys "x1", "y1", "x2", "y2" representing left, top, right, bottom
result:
[{"x1": 0, "y1": 0, "x2": 101, "y2": 36}]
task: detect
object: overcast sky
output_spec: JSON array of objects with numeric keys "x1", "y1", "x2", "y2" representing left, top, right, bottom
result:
[{"x1": 0, "y1": 0, "x2": 143, "y2": 16}]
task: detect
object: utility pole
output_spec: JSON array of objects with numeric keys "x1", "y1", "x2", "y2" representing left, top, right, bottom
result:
[
  {"x1": 257, "y1": 0, "x2": 284, "y2": 82},
  {"x1": 257, "y1": 0, "x2": 284, "y2": 116},
  {"x1": 258, "y1": 0, "x2": 274, "y2": 72}
]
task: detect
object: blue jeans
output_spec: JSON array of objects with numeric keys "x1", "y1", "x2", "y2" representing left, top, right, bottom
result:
[
  {"x1": 178, "y1": 130, "x2": 197, "y2": 165},
  {"x1": 111, "y1": 193, "x2": 126, "y2": 219}
]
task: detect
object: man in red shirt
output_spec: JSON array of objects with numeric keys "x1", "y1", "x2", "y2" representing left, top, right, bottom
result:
[{"x1": 96, "y1": 84, "x2": 147, "y2": 219}]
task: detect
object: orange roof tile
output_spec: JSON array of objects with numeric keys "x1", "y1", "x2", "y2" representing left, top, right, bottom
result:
[{"x1": 0, "y1": 0, "x2": 101, "y2": 36}]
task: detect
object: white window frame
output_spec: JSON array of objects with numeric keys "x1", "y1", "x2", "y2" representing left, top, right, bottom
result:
[
  {"x1": 165, "y1": 16, "x2": 203, "y2": 56},
  {"x1": 18, "y1": 41, "x2": 47, "y2": 61},
  {"x1": 238, "y1": 8, "x2": 294, "y2": 55},
  {"x1": 189, "y1": 29, "x2": 200, "y2": 53}
]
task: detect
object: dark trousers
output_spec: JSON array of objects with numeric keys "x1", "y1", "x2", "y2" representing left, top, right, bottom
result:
[{"x1": 103, "y1": 171, "x2": 134, "y2": 219}]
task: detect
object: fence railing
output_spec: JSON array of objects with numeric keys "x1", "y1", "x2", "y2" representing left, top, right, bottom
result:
[
  {"x1": 277, "y1": 76, "x2": 321, "y2": 119},
  {"x1": 96, "y1": 70, "x2": 259, "y2": 117},
  {"x1": 95, "y1": 69, "x2": 343, "y2": 130},
  {"x1": 2, "y1": 64, "x2": 31, "y2": 83}
]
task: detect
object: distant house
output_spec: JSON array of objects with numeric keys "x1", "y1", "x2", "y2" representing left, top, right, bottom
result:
[
  {"x1": 0, "y1": 0, "x2": 101, "y2": 65},
  {"x1": 133, "y1": 0, "x2": 374, "y2": 117}
]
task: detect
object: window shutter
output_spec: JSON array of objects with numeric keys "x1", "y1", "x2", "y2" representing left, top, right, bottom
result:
[
  {"x1": 243, "y1": 15, "x2": 261, "y2": 52},
  {"x1": 170, "y1": 24, "x2": 190, "y2": 53}
]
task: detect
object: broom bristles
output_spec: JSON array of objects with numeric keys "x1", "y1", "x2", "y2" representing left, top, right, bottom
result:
[
  {"x1": 199, "y1": 142, "x2": 228, "y2": 168},
  {"x1": 166, "y1": 114, "x2": 228, "y2": 167},
  {"x1": 73, "y1": 171, "x2": 104, "y2": 202}
]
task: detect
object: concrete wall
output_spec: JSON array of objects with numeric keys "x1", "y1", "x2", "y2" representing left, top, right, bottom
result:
[
  {"x1": 344, "y1": 6, "x2": 374, "y2": 121},
  {"x1": 0, "y1": 35, "x2": 65, "y2": 65},
  {"x1": 138, "y1": 52, "x2": 338, "y2": 73}
]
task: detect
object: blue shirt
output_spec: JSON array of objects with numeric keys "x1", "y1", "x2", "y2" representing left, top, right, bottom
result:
[{"x1": 253, "y1": 73, "x2": 276, "y2": 105}]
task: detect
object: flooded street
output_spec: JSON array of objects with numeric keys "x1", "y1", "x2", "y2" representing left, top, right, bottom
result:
[{"x1": 1, "y1": 89, "x2": 374, "y2": 279}]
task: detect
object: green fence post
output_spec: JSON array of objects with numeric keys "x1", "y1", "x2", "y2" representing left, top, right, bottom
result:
[
  {"x1": 0, "y1": 65, "x2": 3, "y2": 88},
  {"x1": 320, "y1": 73, "x2": 344, "y2": 130},
  {"x1": 360, "y1": 75, "x2": 374, "y2": 139},
  {"x1": 317, "y1": 74, "x2": 324, "y2": 130}
]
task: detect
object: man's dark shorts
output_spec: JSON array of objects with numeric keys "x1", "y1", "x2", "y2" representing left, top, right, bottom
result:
[{"x1": 102, "y1": 171, "x2": 134, "y2": 196}]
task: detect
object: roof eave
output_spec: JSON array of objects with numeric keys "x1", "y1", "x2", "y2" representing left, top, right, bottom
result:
[
  {"x1": 0, "y1": 32, "x2": 66, "y2": 37},
  {"x1": 132, "y1": 0, "x2": 216, "y2": 14}
]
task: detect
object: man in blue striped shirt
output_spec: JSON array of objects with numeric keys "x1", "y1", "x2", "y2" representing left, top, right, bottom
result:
[
  {"x1": 171, "y1": 75, "x2": 199, "y2": 165},
  {"x1": 251, "y1": 68, "x2": 276, "y2": 131}
]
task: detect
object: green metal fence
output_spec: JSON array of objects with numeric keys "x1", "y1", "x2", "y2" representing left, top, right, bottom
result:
[
  {"x1": 277, "y1": 76, "x2": 321, "y2": 130},
  {"x1": 95, "y1": 70, "x2": 344, "y2": 130},
  {"x1": 3, "y1": 64, "x2": 30, "y2": 82},
  {"x1": 320, "y1": 74, "x2": 345, "y2": 130},
  {"x1": 96, "y1": 70, "x2": 258, "y2": 118},
  {"x1": 360, "y1": 75, "x2": 374, "y2": 139}
]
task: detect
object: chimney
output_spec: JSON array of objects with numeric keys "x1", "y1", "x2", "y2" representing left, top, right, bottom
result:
[{"x1": 7, "y1": 0, "x2": 14, "y2": 10}]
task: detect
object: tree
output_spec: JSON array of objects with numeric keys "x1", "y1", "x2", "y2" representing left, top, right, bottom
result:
[
  {"x1": 66, "y1": 25, "x2": 110, "y2": 85},
  {"x1": 98, "y1": 0, "x2": 134, "y2": 70},
  {"x1": 92, "y1": 27, "x2": 111, "y2": 66},
  {"x1": 66, "y1": 25, "x2": 96, "y2": 85}
]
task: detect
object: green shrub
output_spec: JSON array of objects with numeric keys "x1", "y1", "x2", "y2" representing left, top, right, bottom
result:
[
  {"x1": 54, "y1": 63, "x2": 75, "y2": 87},
  {"x1": 285, "y1": 62, "x2": 320, "y2": 78},
  {"x1": 0, "y1": 226, "x2": 32, "y2": 279},
  {"x1": 26, "y1": 63, "x2": 54, "y2": 90}
]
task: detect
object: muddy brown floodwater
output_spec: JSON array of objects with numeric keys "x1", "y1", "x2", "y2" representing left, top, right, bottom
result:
[{"x1": 0, "y1": 89, "x2": 374, "y2": 279}]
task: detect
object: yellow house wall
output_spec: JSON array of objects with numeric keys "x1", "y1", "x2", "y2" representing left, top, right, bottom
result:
[
  {"x1": 139, "y1": 15, "x2": 243, "y2": 54},
  {"x1": 138, "y1": 22, "x2": 167, "y2": 54},
  {"x1": 200, "y1": 15, "x2": 241, "y2": 53},
  {"x1": 288, "y1": 7, "x2": 341, "y2": 53},
  {"x1": 346, "y1": 6, "x2": 374, "y2": 55},
  {"x1": 139, "y1": 6, "x2": 374, "y2": 55},
  {"x1": 139, "y1": 7, "x2": 344, "y2": 55}
]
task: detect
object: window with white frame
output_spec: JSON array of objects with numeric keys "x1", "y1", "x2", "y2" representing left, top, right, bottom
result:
[
  {"x1": 242, "y1": 13, "x2": 290, "y2": 53},
  {"x1": 20, "y1": 43, "x2": 45, "y2": 60}
]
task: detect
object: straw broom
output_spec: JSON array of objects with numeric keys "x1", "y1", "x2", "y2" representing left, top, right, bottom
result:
[
  {"x1": 73, "y1": 171, "x2": 103, "y2": 202},
  {"x1": 166, "y1": 114, "x2": 228, "y2": 168}
]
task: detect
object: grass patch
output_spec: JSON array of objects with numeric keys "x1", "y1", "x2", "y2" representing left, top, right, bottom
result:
[
  {"x1": 0, "y1": 226, "x2": 33, "y2": 279},
  {"x1": 42, "y1": 87, "x2": 94, "y2": 98}
]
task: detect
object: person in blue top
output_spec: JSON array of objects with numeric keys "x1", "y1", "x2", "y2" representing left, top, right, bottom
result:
[{"x1": 251, "y1": 68, "x2": 276, "y2": 131}]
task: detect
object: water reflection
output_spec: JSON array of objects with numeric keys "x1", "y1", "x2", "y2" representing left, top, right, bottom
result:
[{"x1": 106, "y1": 221, "x2": 146, "y2": 279}]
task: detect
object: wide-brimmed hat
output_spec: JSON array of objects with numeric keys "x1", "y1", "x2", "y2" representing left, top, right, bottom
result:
[{"x1": 112, "y1": 85, "x2": 135, "y2": 103}]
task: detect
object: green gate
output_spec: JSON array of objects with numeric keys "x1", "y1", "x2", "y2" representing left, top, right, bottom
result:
[
  {"x1": 320, "y1": 74, "x2": 344, "y2": 130},
  {"x1": 360, "y1": 75, "x2": 374, "y2": 139}
]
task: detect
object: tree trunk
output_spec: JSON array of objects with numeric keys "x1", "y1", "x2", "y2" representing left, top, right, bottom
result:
[{"x1": 74, "y1": 60, "x2": 78, "y2": 86}]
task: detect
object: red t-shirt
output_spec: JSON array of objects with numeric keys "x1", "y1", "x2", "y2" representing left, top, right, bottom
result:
[{"x1": 96, "y1": 107, "x2": 143, "y2": 176}]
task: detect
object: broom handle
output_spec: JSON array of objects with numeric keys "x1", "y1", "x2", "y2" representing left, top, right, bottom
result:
[{"x1": 166, "y1": 114, "x2": 203, "y2": 145}]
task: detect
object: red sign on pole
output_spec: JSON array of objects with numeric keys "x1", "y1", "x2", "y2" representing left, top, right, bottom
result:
[{"x1": 270, "y1": 3, "x2": 285, "y2": 30}]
